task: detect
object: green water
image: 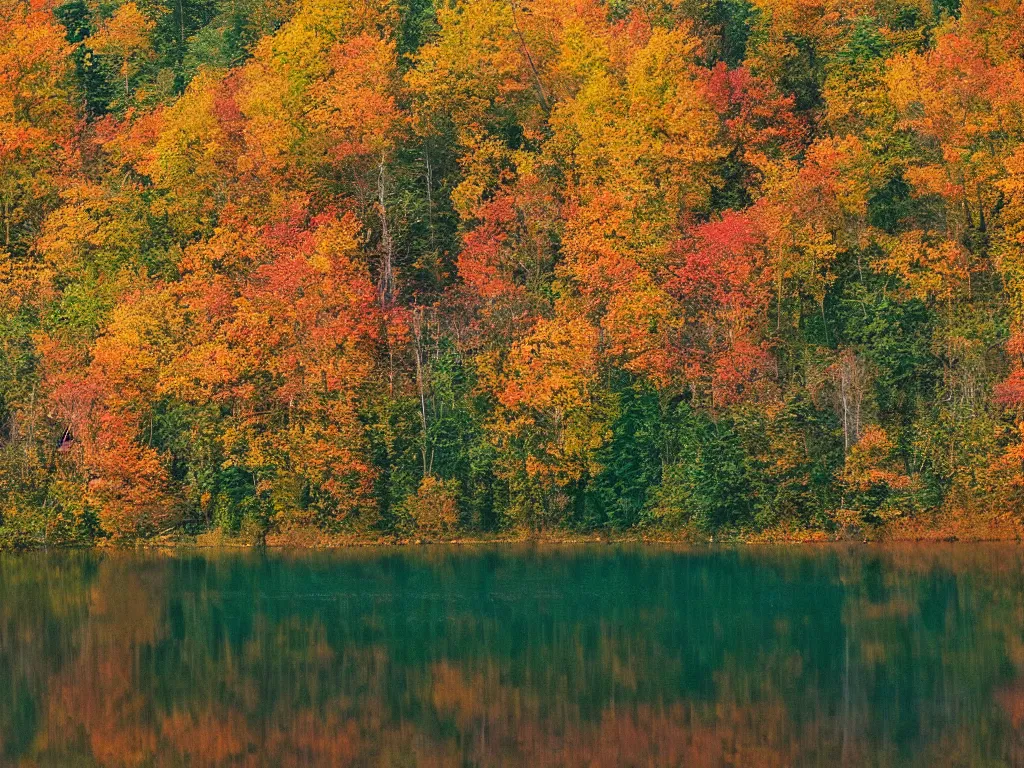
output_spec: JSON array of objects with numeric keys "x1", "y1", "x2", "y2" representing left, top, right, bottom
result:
[{"x1": 1, "y1": 545, "x2": 1023, "y2": 766}]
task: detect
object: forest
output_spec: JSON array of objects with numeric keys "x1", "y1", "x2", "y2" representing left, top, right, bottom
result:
[{"x1": 2, "y1": 0, "x2": 1024, "y2": 546}]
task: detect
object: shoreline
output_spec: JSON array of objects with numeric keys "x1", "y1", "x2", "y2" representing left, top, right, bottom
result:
[{"x1": 4, "y1": 520, "x2": 1022, "y2": 551}]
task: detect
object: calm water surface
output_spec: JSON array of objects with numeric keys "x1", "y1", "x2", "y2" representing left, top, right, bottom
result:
[{"x1": 2, "y1": 544, "x2": 1024, "y2": 766}]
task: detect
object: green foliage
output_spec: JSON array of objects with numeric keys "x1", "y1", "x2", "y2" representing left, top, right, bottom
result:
[
  {"x1": 586, "y1": 380, "x2": 664, "y2": 531},
  {"x1": 646, "y1": 404, "x2": 753, "y2": 533}
]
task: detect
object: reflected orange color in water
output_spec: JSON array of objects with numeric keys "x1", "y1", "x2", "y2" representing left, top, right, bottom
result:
[{"x1": 2, "y1": 545, "x2": 1024, "y2": 765}]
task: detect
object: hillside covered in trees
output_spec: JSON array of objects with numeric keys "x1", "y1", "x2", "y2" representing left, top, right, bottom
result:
[{"x1": 2, "y1": 0, "x2": 1024, "y2": 546}]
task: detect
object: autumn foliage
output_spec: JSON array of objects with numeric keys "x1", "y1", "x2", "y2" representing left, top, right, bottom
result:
[{"x1": 3, "y1": 0, "x2": 1024, "y2": 544}]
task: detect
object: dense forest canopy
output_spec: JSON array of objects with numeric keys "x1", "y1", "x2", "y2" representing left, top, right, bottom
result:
[{"x1": 2, "y1": 0, "x2": 1024, "y2": 544}]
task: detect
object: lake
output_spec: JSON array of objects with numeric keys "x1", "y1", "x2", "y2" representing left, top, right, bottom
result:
[{"x1": 2, "y1": 544, "x2": 1023, "y2": 766}]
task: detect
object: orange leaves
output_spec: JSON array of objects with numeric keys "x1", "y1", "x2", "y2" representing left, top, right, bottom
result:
[
  {"x1": 743, "y1": 0, "x2": 846, "y2": 88},
  {"x1": 786, "y1": 136, "x2": 872, "y2": 228},
  {"x1": 233, "y1": 212, "x2": 380, "y2": 397},
  {"x1": 705, "y1": 63, "x2": 807, "y2": 176},
  {"x1": 0, "y1": 1, "x2": 74, "y2": 129},
  {"x1": 754, "y1": 137, "x2": 871, "y2": 307},
  {"x1": 86, "y1": 3, "x2": 154, "y2": 61},
  {"x1": 45, "y1": 205, "x2": 386, "y2": 532},
  {"x1": 958, "y1": 0, "x2": 1024, "y2": 59},
  {"x1": 670, "y1": 210, "x2": 773, "y2": 404},
  {"x1": 548, "y1": 25, "x2": 749, "y2": 398},
  {"x1": 602, "y1": 276, "x2": 680, "y2": 386},
  {"x1": 236, "y1": 0, "x2": 404, "y2": 195},
  {"x1": 626, "y1": 25, "x2": 716, "y2": 139},
  {"x1": 554, "y1": 24, "x2": 724, "y2": 218},
  {"x1": 877, "y1": 231, "x2": 976, "y2": 303},
  {"x1": 547, "y1": 23, "x2": 815, "y2": 405},
  {"x1": 408, "y1": 0, "x2": 540, "y2": 138},
  {"x1": 248, "y1": 0, "x2": 397, "y2": 77},
  {"x1": 458, "y1": 174, "x2": 558, "y2": 306},
  {"x1": 20, "y1": 0, "x2": 412, "y2": 534},
  {"x1": 214, "y1": 212, "x2": 382, "y2": 523},
  {"x1": 995, "y1": 146, "x2": 1024, "y2": 303},
  {"x1": 560, "y1": 192, "x2": 641, "y2": 299},
  {"x1": 91, "y1": 288, "x2": 182, "y2": 405},
  {"x1": 86, "y1": 417, "x2": 171, "y2": 538},
  {"x1": 145, "y1": 72, "x2": 246, "y2": 234},
  {"x1": 0, "y1": 0, "x2": 78, "y2": 253},
  {"x1": 994, "y1": 370, "x2": 1024, "y2": 408},
  {"x1": 492, "y1": 313, "x2": 615, "y2": 486},
  {"x1": 557, "y1": 192, "x2": 775, "y2": 407},
  {"x1": 995, "y1": 333, "x2": 1024, "y2": 408},
  {"x1": 888, "y1": 28, "x2": 1024, "y2": 235},
  {"x1": 86, "y1": 2, "x2": 154, "y2": 98},
  {"x1": 222, "y1": 215, "x2": 379, "y2": 373},
  {"x1": 34, "y1": 289, "x2": 181, "y2": 538},
  {"x1": 499, "y1": 314, "x2": 601, "y2": 414},
  {"x1": 839, "y1": 425, "x2": 914, "y2": 495},
  {"x1": 458, "y1": 193, "x2": 521, "y2": 302},
  {"x1": 76, "y1": 289, "x2": 180, "y2": 535},
  {"x1": 17, "y1": 0, "x2": 1024, "y2": 538},
  {"x1": 558, "y1": 189, "x2": 680, "y2": 390},
  {"x1": 308, "y1": 34, "x2": 402, "y2": 162},
  {"x1": 888, "y1": 33, "x2": 1010, "y2": 148},
  {"x1": 710, "y1": 339, "x2": 773, "y2": 407},
  {"x1": 405, "y1": 475, "x2": 461, "y2": 535},
  {"x1": 407, "y1": 0, "x2": 620, "y2": 145}
]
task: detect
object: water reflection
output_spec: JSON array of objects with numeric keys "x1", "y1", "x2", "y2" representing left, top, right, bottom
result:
[{"x1": 2, "y1": 545, "x2": 1024, "y2": 766}]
